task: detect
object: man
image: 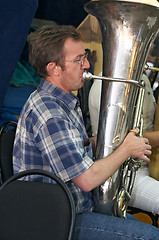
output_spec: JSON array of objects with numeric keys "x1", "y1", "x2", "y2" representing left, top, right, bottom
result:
[{"x1": 13, "y1": 25, "x2": 159, "y2": 239}]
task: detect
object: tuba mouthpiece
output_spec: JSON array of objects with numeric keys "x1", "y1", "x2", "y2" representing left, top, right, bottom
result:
[{"x1": 83, "y1": 71, "x2": 94, "y2": 81}]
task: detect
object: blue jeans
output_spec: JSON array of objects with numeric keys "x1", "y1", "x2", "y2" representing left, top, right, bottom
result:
[{"x1": 73, "y1": 212, "x2": 159, "y2": 240}]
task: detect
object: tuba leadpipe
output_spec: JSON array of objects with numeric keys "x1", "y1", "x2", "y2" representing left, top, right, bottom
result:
[
  {"x1": 144, "y1": 63, "x2": 159, "y2": 72},
  {"x1": 84, "y1": 0, "x2": 159, "y2": 218}
]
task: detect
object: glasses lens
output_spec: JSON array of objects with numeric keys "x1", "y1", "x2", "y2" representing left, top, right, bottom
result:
[{"x1": 81, "y1": 52, "x2": 88, "y2": 67}]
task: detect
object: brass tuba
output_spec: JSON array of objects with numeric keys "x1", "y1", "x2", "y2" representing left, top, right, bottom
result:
[{"x1": 84, "y1": 0, "x2": 159, "y2": 218}]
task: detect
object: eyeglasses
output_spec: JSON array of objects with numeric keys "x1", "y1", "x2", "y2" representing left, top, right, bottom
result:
[{"x1": 65, "y1": 52, "x2": 88, "y2": 67}]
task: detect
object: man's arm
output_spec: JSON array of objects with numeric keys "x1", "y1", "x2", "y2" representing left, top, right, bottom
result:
[{"x1": 73, "y1": 131, "x2": 151, "y2": 192}]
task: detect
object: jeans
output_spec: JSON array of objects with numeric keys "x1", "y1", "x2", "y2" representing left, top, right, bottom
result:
[{"x1": 73, "y1": 212, "x2": 159, "y2": 240}]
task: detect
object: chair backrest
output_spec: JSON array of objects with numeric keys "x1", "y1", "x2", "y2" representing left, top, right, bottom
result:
[
  {"x1": 0, "y1": 169, "x2": 76, "y2": 240},
  {"x1": 0, "y1": 121, "x2": 17, "y2": 184}
]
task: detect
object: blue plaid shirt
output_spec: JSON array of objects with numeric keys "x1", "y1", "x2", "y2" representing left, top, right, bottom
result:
[{"x1": 13, "y1": 79, "x2": 94, "y2": 213}]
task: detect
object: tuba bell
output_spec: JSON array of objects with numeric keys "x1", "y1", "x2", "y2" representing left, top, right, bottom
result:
[{"x1": 84, "y1": 0, "x2": 159, "y2": 218}]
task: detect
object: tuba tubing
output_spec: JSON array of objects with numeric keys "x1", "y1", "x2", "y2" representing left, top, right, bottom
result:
[{"x1": 84, "y1": 0, "x2": 159, "y2": 218}]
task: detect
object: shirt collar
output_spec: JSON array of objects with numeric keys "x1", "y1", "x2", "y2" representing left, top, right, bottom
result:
[{"x1": 38, "y1": 79, "x2": 80, "y2": 110}]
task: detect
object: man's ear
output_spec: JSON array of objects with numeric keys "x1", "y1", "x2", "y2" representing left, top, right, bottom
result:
[{"x1": 46, "y1": 62, "x2": 61, "y2": 76}]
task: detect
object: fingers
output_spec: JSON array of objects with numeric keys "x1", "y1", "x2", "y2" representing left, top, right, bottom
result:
[
  {"x1": 129, "y1": 128, "x2": 139, "y2": 135},
  {"x1": 124, "y1": 131, "x2": 152, "y2": 163},
  {"x1": 126, "y1": 133, "x2": 152, "y2": 161},
  {"x1": 145, "y1": 142, "x2": 151, "y2": 150},
  {"x1": 141, "y1": 154, "x2": 150, "y2": 163},
  {"x1": 140, "y1": 144, "x2": 151, "y2": 163},
  {"x1": 129, "y1": 129, "x2": 150, "y2": 147},
  {"x1": 145, "y1": 149, "x2": 152, "y2": 155}
]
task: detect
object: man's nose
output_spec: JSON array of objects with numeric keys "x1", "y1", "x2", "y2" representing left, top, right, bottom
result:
[{"x1": 82, "y1": 58, "x2": 90, "y2": 69}]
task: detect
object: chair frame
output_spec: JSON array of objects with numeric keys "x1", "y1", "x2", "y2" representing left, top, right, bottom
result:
[
  {"x1": 0, "y1": 121, "x2": 17, "y2": 136},
  {"x1": 0, "y1": 169, "x2": 76, "y2": 240},
  {"x1": 0, "y1": 121, "x2": 17, "y2": 184}
]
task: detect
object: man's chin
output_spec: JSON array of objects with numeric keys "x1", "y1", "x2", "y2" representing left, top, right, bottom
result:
[{"x1": 72, "y1": 80, "x2": 84, "y2": 92}]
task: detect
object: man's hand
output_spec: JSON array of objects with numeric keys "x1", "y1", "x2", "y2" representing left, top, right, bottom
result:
[{"x1": 121, "y1": 129, "x2": 151, "y2": 162}]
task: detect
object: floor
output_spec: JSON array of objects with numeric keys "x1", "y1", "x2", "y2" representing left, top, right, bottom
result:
[{"x1": 133, "y1": 212, "x2": 159, "y2": 227}]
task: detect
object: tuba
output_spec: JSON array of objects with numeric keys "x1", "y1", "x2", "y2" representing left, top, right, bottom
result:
[{"x1": 84, "y1": 0, "x2": 159, "y2": 218}]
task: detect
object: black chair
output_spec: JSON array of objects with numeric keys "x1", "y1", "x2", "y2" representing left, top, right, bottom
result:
[
  {"x1": 0, "y1": 121, "x2": 17, "y2": 184},
  {"x1": 0, "y1": 169, "x2": 76, "y2": 240}
]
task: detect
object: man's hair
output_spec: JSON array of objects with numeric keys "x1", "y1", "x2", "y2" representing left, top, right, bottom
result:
[{"x1": 27, "y1": 25, "x2": 82, "y2": 78}]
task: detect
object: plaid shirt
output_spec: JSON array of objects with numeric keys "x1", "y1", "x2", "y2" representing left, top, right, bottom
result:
[{"x1": 13, "y1": 79, "x2": 94, "y2": 213}]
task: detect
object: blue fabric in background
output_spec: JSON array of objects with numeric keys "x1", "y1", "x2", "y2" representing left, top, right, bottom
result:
[
  {"x1": 0, "y1": 86, "x2": 36, "y2": 126},
  {"x1": 0, "y1": 0, "x2": 38, "y2": 113},
  {"x1": 0, "y1": 0, "x2": 89, "y2": 124},
  {"x1": 35, "y1": 0, "x2": 89, "y2": 27}
]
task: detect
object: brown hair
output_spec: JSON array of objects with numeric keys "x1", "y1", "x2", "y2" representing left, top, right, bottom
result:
[{"x1": 28, "y1": 25, "x2": 82, "y2": 78}]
